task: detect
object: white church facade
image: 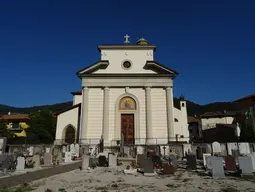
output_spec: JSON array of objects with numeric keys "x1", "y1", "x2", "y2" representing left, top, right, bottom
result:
[{"x1": 55, "y1": 36, "x2": 189, "y2": 146}]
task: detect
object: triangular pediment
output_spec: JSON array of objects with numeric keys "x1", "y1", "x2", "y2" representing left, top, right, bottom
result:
[
  {"x1": 143, "y1": 61, "x2": 179, "y2": 76},
  {"x1": 77, "y1": 60, "x2": 178, "y2": 78},
  {"x1": 76, "y1": 60, "x2": 109, "y2": 76}
]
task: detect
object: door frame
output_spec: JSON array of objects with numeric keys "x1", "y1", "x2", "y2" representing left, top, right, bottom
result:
[{"x1": 115, "y1": 93, "x2": 140, "y2": 144}]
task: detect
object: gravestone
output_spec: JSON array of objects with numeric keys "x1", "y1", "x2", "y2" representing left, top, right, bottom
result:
[
  {"x1": 43, "y1": 153, "x2": 52, "y2": 166},
  {"x1": 206, "y1": 156, "x2": 212, "y2": 170},
  {"x1": 81, "y1": 154, "x2": 90, "y2": 170},
  {"x1": 203, "y1": 153, "x2": 211, "y2": 167},
  {"x1": 143, "y1": 158, "x2": 154, "y2": 174},
  {"x1": 238, "y1": 156, "x2": 253, "y2": 176},
  {"x1": 45, "y1": 147, "x2": 51, "y2": 153},
  {"x1": 137, "y1": 146, "x2": 145, "y2": 155},
  {"x1": 0, "y1": 154, "x2": 11, "y2": 170},
  {"x1": 212, "y1": 142, "x2": 221, "y2": 153},
  {"x1": 67, "y1": 145, "x2": 70, "y2": 152},
  {"x1": 64, "y1": 152, "x2": 72, "y2": 163},
  {"x1": 0, "y1": 138, "x2": 7, "y2": 154},
  {"x1": 211, "y1": 156, "x2": 225, "y2": 178},
  {"x1": 16, "y1": 156, "x2": 25, "y2": 171},
  {"x1": 186, "y1": 153, "x2": 197, "y2": 170},
  {"x1": 163, "y1": 162, "x2": 176, "y2": 175},
  {"x1": 249, "y1": 152, "x2": 255, "y2": 171},
  {"x1": 62, "y1": 146, "x2": 67, "y2": 153},
  {"x1": 136, "y1": 154, "x2": 145, "y2": 169},
  {"x1": 70, "y1": 144, "x2": 75, "y2": 154},
  {"x1": 108, "y1": 153, "x2": 117, "y2": 167},
  {"x1": 28, "y1": 146, "x2": 34, "y2": 156},
  {"x1": 225, "y1": 155, "x2": 237, "y2": 172},
  {"x1": 75, "y1": 144, "x2": 80, "y2": 157},
  {"x1": 239, "y1": 143, "x2": 250, "y2": 155},
  {"x1": 32, "y1": 154, "x2": 41, "y2": 167},
  {"x1": 123, "y1": 146, "x2": 130, "y2": 156},
  {"x1": 98, "y1": 155, "x2": 107, "y2": 167}
]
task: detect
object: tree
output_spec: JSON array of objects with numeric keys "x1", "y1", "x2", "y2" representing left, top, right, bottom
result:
[
  {"x1": 0, "y1": 119, "x2": 15, "y2": 139},
  {"x1": 28, "y1": 108, "x2": 56, "y2": 143}
]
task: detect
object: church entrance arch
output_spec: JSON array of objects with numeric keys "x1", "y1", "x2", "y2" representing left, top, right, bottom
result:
[
  {"x1": 119, "y1": 96, "x2": 136, "y2": 145},
  {"x1": 64, "y1": 125, "x2": 76, "y2": 144}
]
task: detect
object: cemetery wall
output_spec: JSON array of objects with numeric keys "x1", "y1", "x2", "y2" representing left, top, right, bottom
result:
[{"x1": 0, "y1": 161, "x2": 81, "y2": 189}]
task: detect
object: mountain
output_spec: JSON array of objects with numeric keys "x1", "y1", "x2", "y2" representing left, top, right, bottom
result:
[{"x1": 0, "y1": 99, "x2": 241, "y2": 116}]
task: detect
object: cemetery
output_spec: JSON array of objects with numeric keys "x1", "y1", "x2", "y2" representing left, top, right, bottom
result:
[{"x1": 1, "y1": 137, "x2": 255, "y2": 191}]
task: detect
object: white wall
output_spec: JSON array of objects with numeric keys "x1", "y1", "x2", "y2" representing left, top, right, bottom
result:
[
  {"x1": 55, "y1": 107, "x2": 79, "y2": 141},
  {"x1": 73, "y1": 95, "x2": 82, "y2": 105},
  {"x1": 94, "y1": 49, "x2": 156, "y2": 74},
  {"x1": 201, "y1": 116, "x2": 234, "y2": 130},
  {"x1": 173, "y1": 101, "x2": 189, "y2": 142},
  {"x1": 151, "y1": 88, "x2": 168, "y2": 144},
  {"x1": 87, "y1": 88, "x2": 104, "y2": 139}
]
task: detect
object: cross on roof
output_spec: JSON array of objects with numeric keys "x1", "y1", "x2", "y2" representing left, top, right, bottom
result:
[{"x1": 124, "y1": 34, "x2": 130, "y2": 43}]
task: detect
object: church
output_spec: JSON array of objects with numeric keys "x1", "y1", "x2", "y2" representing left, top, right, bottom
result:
[{"x1": 55, "y1": 35, "x2": 189, "y2": 147}]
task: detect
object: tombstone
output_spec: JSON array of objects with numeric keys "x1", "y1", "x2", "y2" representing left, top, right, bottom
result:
[
  {"x1": 220, "y1": 144, "x2": 227, "y2": 156},
  {"x1": 28, "y1": 146, "x2": 34, "y2": 156},
  {"x1": 210, "y1": 156, "x2": 225, "y2": 178},
  {"x1": 136, "y1": 154, "x2": 145, "y2": 169},
  {"x1": 137, "y1": 146, "x2": 145, "y2": 155},
  {"x1": 45, "y1": 147, "x2": 51, "y2": 153},
  {"x1": 16, "y1": 156, "x2": 25, "y2": 171},
  {"x1": 75, "y1": 144, "x2": 80, "y2": 157},
  {"x1": 151, "y1": 155, "x2": 162, "y2": 169},
  {"x1": 70, "y1": 144, "x2": 75, "y2": 155},
  {"x1": 202, "y1": 153, "x2": 211, "y2": 167},
  {"x1": 81, "y1": 154, "x2": 90, "y2": 170},
  {"x1": 206, "y1": 156, "x2": 212, "y2": 170},
  {"x1": 98, "y1": 155, "x2": 107, "y2": 167},
  {"x1": 0, "y1": 137, "x2": 7, "y2": 154},
  {"x1": 32, "y1": 154, "x2": 41, "y2": 167},
  {"x1": 186, "y1": 153, "x2": 197, "y2": 170},
  {"x1": 143, "y1": 158, "x2": 154, "y2": 174},
  {"x1": 43, "y1": 153, "x2": 52, "y2": 166},
  {"x1": 66, "y1": 145, "x2": 70, "y2": 152},
  {"x1": 225, "y1": 155, "x2": 237, "y2": 172},
  {"x1": 0, "y1": 154, "x2": 12, "y2": 170},
  {"x1": 238, "y1": 156, "x2": 253, "y2": 176},
  {"x1": 64, "y1": 152, "x2": 72, "y2": 163},
  {"x1": 163, "y1": 162, "x2": 176, "y2": 175},
  {"x1": 108, "y1": 153, "x2": 117, "y2": 167},
  {"x1": 249, "y1": 152, "x2": 255, "y2": 171},
  {"x1": 62, "y1": 146, "x2": 67, "y2": 153},
  {"x1": 212, "y1": 142, "x2": 221, "y2": 153},
  {"x1": 239, "y1": 143, "x2": 250, "y2": 155},
  {"x1": 123, "y1": 146, "x2": 130, "y2": 156}
]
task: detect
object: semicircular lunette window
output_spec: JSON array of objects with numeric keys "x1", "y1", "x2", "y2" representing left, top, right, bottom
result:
[{"x1": 122, "y1": 61, "x2": 132, "y2": 69}]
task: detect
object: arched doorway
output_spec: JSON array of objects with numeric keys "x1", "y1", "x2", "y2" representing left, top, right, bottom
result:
[
  {"x1": 119, "y1": 96, "x2": 136, "y2": 145},
  {"x1": 64, "y1": 125, "x2": 75, "y2": 144}
]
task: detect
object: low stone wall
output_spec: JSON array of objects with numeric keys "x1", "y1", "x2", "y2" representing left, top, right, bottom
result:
[{"x1": 0, "y1": 161, "x2": 81, "y2": 189}]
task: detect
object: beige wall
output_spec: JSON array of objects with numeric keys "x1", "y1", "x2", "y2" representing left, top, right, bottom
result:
[
  {"x1": 73, "y1": 95, "x2": 82, "y2": 105},
  {"x1": 201, "y1": 116, "x2": 234, "y2": 130}
]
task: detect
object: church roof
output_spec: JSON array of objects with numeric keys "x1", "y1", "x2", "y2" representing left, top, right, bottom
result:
[
  {"x1": 76, "y1": 60, "x2": 109, "y2": 76},
  {"x1": 55, "y1": 103, "x2": 81, "y2": 116},
  {"x1": 97, "y1": 44, "x2": 156, "y2": 51},
  {"x1": 144, "y1": 61, "x2": 179, "y2": 77},
  {"x1": 71, "y1": 90, "x2": 82, "y2": 95}
]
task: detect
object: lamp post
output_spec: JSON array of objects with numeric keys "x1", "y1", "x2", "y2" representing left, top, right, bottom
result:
[{"x1": 235, "y1": 123, "x2": 241, "y2": 156}]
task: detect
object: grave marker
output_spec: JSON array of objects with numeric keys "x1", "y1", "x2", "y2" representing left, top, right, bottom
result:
[
  {"x1": 108, "y1": 153, "x2": 117, "y2": 167},
  {"x1": 43, "y1": 153, "x2": 52, "y2": 166},
  {"x1": 212, "y1": 141, "x2": 221, "y2": 153},
  {"x1": 187, "y1": 153, "x2": 197, "y2": 170},
  {"x1": 203, "y1": 153, "x2": 211, "y2": 167},
  {"x1": 143, "y1": 158, "x2": 154, "y2": 174},
  {"x1": 75, "y1": 144, "x2": 80, "y2": 157},
  {"x1": 238, "y1": 156, "x2": 253, "y2": 176},
  {"x1": 81, "y1": 154, "x2": 90, "y2": 170},
  {"x1": 211, "y1": 156, "x2": 225, "y2": 178},
  {"x1": 64, "y1": 152, "x2": 72, "y2": 163},
  {"x1": 16, "y1": 156, "x2": 25, "y2": 171},
  {"x1": 224, "y1": 155, "x2": 237, "y2": 172}
]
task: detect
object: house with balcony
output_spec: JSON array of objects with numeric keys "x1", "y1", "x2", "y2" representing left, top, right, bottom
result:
[{"x1": 0, "y1": 113, "x2": 29, "y2": 137}]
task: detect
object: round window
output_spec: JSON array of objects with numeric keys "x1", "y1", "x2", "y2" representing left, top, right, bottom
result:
[{"x1": 122, "y1": 61, "x2": 132, "y2": 69}]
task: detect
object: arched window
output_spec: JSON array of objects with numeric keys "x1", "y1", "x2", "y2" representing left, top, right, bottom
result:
[
  {"x1": 64, "y1": 126, "x2": 75, "y2": 144},
  {"x1": 119, "y1": 96, "x2": 136, "y2": 110}
]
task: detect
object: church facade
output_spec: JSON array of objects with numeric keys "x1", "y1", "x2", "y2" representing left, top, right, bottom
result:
[{"x1": 55, "y1": 36, "x2": 189, "y2": 146}]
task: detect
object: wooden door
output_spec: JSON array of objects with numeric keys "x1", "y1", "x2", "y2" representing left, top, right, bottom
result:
[{"x1": 121, "y1": 114, "x2": 134, "y2": 145}]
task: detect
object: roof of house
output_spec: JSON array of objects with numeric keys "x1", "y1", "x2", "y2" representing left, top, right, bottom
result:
[
  {"x1": 0, "y1": 114, "x2": 29, "y2": 120},
  {"x1": 234, "y1": 93, "x2": 255, "y2": 102},
  {"x1": 71, "y1": 90, "x2": 82, "y2": 95},
  {"x1": 200, "y1": 111, "x2": 239, "y2": 118},
  {"x1": 188, "y1": 116, "x2": 200, "y2": 123}
]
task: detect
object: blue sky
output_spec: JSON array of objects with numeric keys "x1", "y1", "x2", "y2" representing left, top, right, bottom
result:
[{"x1": 0, "y1": 0, "x2": 255, "y2": 107}]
